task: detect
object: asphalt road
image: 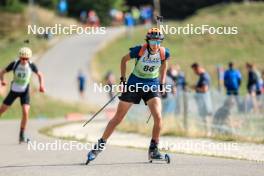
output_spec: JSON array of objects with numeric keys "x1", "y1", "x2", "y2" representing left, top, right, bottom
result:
[
  {"x1": 1, "y1": 27, "x2": 263, "y2": 176},
  {"x1": 0, "y1": 120, "x2": 264, "y2": 176}
]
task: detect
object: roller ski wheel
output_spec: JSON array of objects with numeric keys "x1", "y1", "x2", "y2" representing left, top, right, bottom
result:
[
  {"x1": 149, "y1": 153, "x2": 170, "y2": 164},
  {"x1": 165, "y1": 154, "x2": 170, "y2": 164},
  {"x1": 148, "y1": 148, "x2": 171, "y2": 164}
]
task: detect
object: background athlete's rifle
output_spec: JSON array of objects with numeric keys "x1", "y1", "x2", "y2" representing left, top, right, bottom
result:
[{"x1": 156, "y1": 15, "x2": 163, "y2": 29}]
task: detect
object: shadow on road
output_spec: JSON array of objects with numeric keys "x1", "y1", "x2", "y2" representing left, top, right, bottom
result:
[{"x1": 87, "y1": 161, "x2": 166, "y2": 166}]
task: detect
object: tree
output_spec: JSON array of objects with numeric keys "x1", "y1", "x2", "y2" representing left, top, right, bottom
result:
[
  {"x1": 126, "y1": 0, "x2": 245, "y2": 19},
  {"x1": 0, "y1": 0, "x2": 24, "y2": 13}
]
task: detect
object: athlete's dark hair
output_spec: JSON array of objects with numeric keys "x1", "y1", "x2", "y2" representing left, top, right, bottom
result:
[
  {"x1": 228, "y1": 62, "x2": 234, "y2": 69},
  {"x1": 191, "y1": 62, "x2": 199, "y2": 69},
  {"x1": 146, "y1": 40, "x2": 151, "y2": 58},
  {"x1": 246, "y1": 62, "x2": 253, "y2": 69}
]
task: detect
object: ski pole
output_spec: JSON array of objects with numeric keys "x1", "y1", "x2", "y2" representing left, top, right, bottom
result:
[
  {"x1": 83, "y1": 92, "x2": 121, "y2": 127},
  {"x1": 146, "y1": 113, "x2": 152, "y2": 124}
]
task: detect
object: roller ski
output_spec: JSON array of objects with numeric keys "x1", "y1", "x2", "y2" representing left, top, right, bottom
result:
[
  {"x1": 85, "y1": 138, "x2": 106, "y2": 165},
  {"x1": 148, "y1": 140, "x2": 170, "y2": 164}
]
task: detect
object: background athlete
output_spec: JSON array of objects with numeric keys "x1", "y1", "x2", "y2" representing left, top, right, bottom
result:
[
  {"x1": 87, "y1": 28, "x2": 170, "y2": 162},
  {"x1": 0, "y1": 47, "x2": 45, "y2": 143}
]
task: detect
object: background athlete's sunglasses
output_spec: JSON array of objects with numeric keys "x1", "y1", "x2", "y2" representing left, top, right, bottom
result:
[{"x1": 149, "y1": 40, "x2": 162, "y2": 45}]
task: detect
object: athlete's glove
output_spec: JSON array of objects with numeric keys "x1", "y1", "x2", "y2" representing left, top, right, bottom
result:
[
  {"x1": 120, "y1": 77, "x2": 127, "y2": 92},
  {"x1": 159, "y1": 83, "x2": 165, "y2": 91},
  {"x1": 39, "y1": 85, "x2": 45, "y2": 93},
  {"x1": 120, "y1": 77, "x2": 126, "y2": 83},
  {"x1": 159, "y1": 83, "x2": 167, "y2": 98}
]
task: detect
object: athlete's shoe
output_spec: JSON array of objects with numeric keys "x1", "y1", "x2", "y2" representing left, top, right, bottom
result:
[
  {"x1": 19, "y1": 133, "x2": 30, "y2": 144},
  {"x1": 148, "y1": 140, "x2": 163, "y2": 160},
  {"x1": 148, "y1": 146, "x2": 163, "y2": 160}
]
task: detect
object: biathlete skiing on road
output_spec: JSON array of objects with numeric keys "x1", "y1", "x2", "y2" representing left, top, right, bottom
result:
[
  {"x1": 86, "y1": 27, "x2": 171, "y2": 163},
  {"x1": 0, "y1": 47, "x2": 45, "y2": 143}
]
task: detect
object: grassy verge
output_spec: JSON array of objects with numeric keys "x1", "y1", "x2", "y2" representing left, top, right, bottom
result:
[
  {"x1": 0, "y1": 7, "x2": 94, "y2": 119},
  {"x1": 117, "y1": 117, "x2": 264, "y2": 144},
  {"x1": 0, "y1": 94, "x2": 92, "y2": 119},
  {"x1": 39, "y1": 121, "x2": 87, "y2": 143},
  {"x1": 91, "y1": 3, "x2": 264, "y2": 94}
]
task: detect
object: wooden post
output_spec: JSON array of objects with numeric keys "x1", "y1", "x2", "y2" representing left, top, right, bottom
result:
[{"x1": 183, "y1": 89, "x2": 188, "y2": 132}]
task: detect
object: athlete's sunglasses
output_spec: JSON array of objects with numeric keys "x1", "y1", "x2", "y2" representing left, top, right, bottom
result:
[
  {"x1": 149, "y1": 40, "x2": 162, "y2": 45},
  {"x1": 20, "y1": 57, "x2": 29, "y2": 61}
]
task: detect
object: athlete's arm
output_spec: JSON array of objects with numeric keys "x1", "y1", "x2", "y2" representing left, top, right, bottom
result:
[
  {"x1": 120, "y1": 54, "x2": 131, "y2": 79},
  {"x1": 36, "y1": 71, "x2": 45, "y2": 93},
  {"x1": 0, "y1": 61, "x2": 16, "y2": 86},
  {"x1": 0, "y1": 70, "x2": 7, "y2": 86},
  {"x1": 31, "y1": 63, "x2": 45, "y2": 93}
]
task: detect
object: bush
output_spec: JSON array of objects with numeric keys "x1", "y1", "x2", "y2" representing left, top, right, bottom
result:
[
  {"x1": 0, "y1": 0, "x2": 24, "y2": 13},
  {"x1": 37, "y1": 0, "x2": 58, "y2": 9},
  {"x1": 19, "y1": 0, "x2": 58, "y2": 9},
  {"x1": 126, "y1": 0, "x2": 245, "y2": 19}
]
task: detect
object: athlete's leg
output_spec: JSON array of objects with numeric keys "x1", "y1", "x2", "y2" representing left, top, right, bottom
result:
[
  {"x1": 101, "y1": 100, "x2": 132, "y2": 140},
  {"x1": 87, "y1": 100, "x2": 132, "y2": 162},
  {"x1": 19, "y1": 87, "x2": 30, "y2": 132},
  {"x1": 18, "y1": 104, "x2": 30, "y2": 142},
  {"x1": 0, "y1": 91, "x2": 18, "y2": 117},
  {"x1": 20, "y1": 104, "x2": 30, "y2": 130},
  {"x1": 0, "y1": 104, "x2": 9, "y2": 117},
  {"x1": 147, "y1": 97, "x2": 162, "y2": 143},
  {"x1": 146, "y1": 97, "x2": 164, "y2": 159}
]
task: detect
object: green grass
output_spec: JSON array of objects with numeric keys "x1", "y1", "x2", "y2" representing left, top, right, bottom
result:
[
  {"x1": 92, "y1": 2, "x2": 264, "y2": 94},
  {"x1": 0, "y1": 35, "x2": 48, "y2": 67},
  {"x1": 0, "y1": 94, "x2": 91, "y2": 119}
]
